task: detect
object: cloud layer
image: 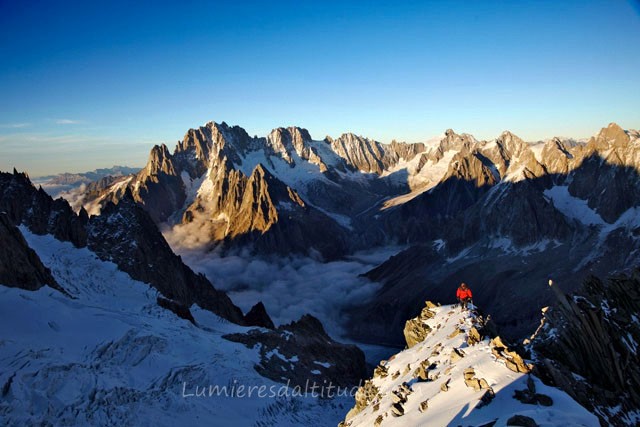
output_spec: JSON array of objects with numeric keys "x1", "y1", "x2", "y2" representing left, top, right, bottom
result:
[{"x1": 164, "y1": 226, "x2": 402, "y2": 339}]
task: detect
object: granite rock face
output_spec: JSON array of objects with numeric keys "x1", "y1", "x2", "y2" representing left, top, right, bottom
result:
[{"x1": 529, "y1": 274, "x2": 640, "y2": 426}]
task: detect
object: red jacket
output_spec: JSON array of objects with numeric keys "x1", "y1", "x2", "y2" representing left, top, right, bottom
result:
[{"x1": 456, "y1": 287, "x2": 472, "y2": 300}]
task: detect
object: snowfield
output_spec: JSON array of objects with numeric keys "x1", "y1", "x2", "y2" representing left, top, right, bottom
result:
[
  {"x1": 543, "y1": 186, "x2": 605, "y2": 226},
  {"x1": 0, "y1": 230, "x2": 354, "y2": 426}
]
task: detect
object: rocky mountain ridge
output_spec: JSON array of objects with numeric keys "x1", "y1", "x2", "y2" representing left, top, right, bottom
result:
[
  {"x1": 32, "y1": 166, "x2": 140, "y2": 200},
  {"x1": 527, "y1": 275, "x2": 640, "y2": 426},
  {"x1": 224, "y1": 314, "x2": 366, "y2": 388},
  {"x1": 0, "y1": 212, "x2": 61, "y2": 292},
  {"x1": 340, "y1": 301, "x2": 598, "y2": 426},
  {"x1": 35, "y1": 166, "x2": 140, "y2": 185}
]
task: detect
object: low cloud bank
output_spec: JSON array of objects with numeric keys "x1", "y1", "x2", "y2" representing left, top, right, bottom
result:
[{"x1": 164, "y1": 228, "x2": 402, "y2": 338}]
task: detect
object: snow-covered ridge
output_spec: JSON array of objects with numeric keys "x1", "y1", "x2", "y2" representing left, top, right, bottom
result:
[{"x1": 341, "y1": 302, "x2": 598, "y2": 427}]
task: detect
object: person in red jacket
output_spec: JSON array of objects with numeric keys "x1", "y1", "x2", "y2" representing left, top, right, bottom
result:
[{"x1": 456, "y1": 282, "x2": 473, "y2": 309}]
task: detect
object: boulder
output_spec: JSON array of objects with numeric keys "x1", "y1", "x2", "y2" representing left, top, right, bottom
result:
[
  {"x1": 403, "y1": 318, "x2": 432, "y2": 348},
  {"x1": 390, "y1": 402, "x2": 404, "y2": 417},
  {"x1": 465, "y1": 378, "x2": 482, "y2": 391},
  {"x1": 448, "y1": 328, "x2": 464, "y2": 339},
  {"x1": 477, "y1": 389, "x2": 496, "y2": 409},
  {"x1": 506, "y1": 414, "x2": 538, "y2": 427},
  {"x1": 490, "y1": 336, "x2": 532, "y2": 373},
  {"x1": 414, "y1": 365, "x2": 428, "y2": 381},
  {"x1": 450, "y1": 348, "x2": 465, "y2": 363},
  {"x1": 467, "y1": 326, "x2": 482, "y2": 346},
  {"x1": 463, "y1": 368, "x2": 475, "y2": 380},
  {"x1": 374, "y1": 364, "x2": 389, "y2": 378}
]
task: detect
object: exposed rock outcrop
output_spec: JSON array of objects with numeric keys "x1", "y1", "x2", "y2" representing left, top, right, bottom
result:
[
  {"x1": 243, "y1": 301, "x2": 275, "y2": 329},
  {"x1": 403, "y1": 302, "x2": 438, "y2": 347},
  {"x1": 507, "y1": 415, "x2": 538, "y2": 427},
  {"x1": 490, "y1": 336, "x2": 532, "y2": 373},
  {"x1": 132, "y1": 143, "x2": 187, "y2": 223},
  {"x1": 156, "y1": 296, "x2": 195, "y2": 324},
  {"x1": 223, "y1": 314, "x2": 366, "y2": 388},
  {"x1": 0, "y1": 212, "x2": 62, "y2": 292},
  {"x1": 345, "y1": 379, "x2": 380, "y2": 420}
]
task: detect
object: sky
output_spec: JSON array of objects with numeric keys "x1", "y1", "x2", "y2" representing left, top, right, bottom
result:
[{"x1": 1, "y1": 0, "x2": 639, "y2": 176}]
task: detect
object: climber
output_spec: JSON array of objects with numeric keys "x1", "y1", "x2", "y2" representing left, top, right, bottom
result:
[{"x1": 456, "y1": 282, "x2": 473, "y2": 310}]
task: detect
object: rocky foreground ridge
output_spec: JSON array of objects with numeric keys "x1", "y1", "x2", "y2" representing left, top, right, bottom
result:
[
  {"x1": 342, "y1": 269, "x2": 640, "y2": 427},
  {"x1": 340, "y1": 301, "x2": 598, "y2": 426}
]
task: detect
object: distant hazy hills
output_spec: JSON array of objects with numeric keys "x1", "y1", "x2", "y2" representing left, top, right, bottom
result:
[{"x1": 33, "y1": 166, "x2": 140, "y2": 198}]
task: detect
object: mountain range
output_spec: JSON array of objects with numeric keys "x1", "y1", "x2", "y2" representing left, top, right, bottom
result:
[{"x1": 64, "y1": 121, "x2": 640, "y2": 345}]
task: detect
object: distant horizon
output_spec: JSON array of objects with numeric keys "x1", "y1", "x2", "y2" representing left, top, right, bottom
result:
[
  {"x1": 7, "y1": 118, "x2": 637, "y2": 179},
  {"x1": 1, "y1": 0, "x2": 639, "y2": 176}
]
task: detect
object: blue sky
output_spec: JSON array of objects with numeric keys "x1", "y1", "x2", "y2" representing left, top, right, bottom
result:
[{"x1": 1, "y1": 0, "x2": 639, "y2": 176}]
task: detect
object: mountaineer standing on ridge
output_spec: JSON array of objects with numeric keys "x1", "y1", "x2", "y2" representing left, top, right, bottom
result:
[{"x1": 456, "y1": 282, "x2": 473, "y2": 310}]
